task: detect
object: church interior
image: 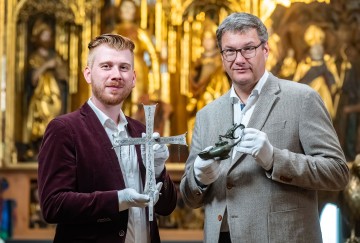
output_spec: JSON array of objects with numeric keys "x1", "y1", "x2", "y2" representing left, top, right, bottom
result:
[{"x1": 1, "y1": 0, "x2": 360, "y2": 242}]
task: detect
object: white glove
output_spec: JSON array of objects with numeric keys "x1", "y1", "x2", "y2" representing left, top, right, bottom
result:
[
  {"x1": 194, "y1": 146, "x2": 221, "y2": 186},
  {"x1": 117, "y1": 182, "x2": 163, "y2": 211},
  {"x1": 141, "y1": 132, "x2": 169, "y2": 177},
  {"x1": 235, "y1": 128, "x2": 274, "y2": 170},
  {"x1": 152, "y1": 132, "x2": 169, "y2": 177},
  {"x1": 153, "y1": 182, "x2": 163, "y2": 205},
  {"x1": 117, "y1": 188, "x2": 150, "y2": 211}
]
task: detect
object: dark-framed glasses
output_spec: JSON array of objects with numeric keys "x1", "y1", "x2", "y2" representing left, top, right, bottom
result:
[{"x1": 221, "y1": 41, "x2": 264, "y2": 61}]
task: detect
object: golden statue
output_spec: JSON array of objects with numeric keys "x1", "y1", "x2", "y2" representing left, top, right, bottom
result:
[
  {"x1": 112, "y1": 0, "x2": 160, "y2": 116},
  {"x1": 293, "y1": 25, "x2": 340, "y2": 118},
  {"x1": 187, "y1": 20, "x2": 230, "y2": 141},
  {"x1": 23, "y1": 18, "x2": 68, "y2": 160},
  {"x1": 278, "y1": 48, "x2": 297, "y2": 80}
]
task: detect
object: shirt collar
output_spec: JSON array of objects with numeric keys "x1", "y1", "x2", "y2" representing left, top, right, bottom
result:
[
  {"x1": 87, "y1": 98, "x2": 128, "y2": 131},
  {"x1": 230, "y1": 70, "x2": 269, "y2": 104}
]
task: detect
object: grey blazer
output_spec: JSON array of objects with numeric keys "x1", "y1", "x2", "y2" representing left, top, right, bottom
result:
[{"x1": 180, "y1": 73, "x2": 349, "y2": 243}]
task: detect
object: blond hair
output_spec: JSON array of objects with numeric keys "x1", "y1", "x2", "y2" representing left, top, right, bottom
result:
[{"x1": 87, "y1": 33, "x2": 135, "y2": 67}]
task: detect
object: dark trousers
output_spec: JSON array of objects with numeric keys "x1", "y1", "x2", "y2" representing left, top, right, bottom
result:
[{"x1": 219, "y1": 232, "x2": 231, "y2": 243}]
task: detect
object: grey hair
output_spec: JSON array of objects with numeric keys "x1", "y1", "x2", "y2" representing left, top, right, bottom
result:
[{"x1": 216, "y1": 12, "x2": 268, "y2": 50}]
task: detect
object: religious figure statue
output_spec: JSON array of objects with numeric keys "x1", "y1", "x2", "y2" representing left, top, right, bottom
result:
[
  {"x1": 293, "y1": 25, "x2": 340, "y2": 119},
  {"x1": 277, "y1": 48, "x2": 297, "y2": 80},
  {"x1": 187, "y1": 21, "x2": 230, "y2": 140},
  {"x1": 112, "y1": 0, "x2": 160, "y2": 117},
  {"x1": 23, "y1": 18, "x2": 68, "y2": 160},
  {"x1": 335, "y1": 44, "x2": 360, "y2": 161}
]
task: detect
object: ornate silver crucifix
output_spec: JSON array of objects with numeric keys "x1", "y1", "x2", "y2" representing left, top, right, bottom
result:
[{"x1": 113, "y1": 104, "x2": 187, "y2": 221}]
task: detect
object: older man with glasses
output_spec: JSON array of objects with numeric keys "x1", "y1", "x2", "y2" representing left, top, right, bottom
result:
[{"x1": 180, "y1": 12, "x2": 349, "y2": 243}]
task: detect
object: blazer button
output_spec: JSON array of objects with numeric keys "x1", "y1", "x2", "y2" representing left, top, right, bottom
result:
[
  {"x1": 119, "y1": 230, "x2": 125, "y2": 237},
  {"x1": 226, "y1": 183, "x2": 233, "y2": 189},
  {"x1": 218, "y1": 215, "x2": 223, "y2": 221}
]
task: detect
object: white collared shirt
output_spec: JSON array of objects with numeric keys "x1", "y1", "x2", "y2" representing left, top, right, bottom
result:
[
  {"x1": 87, "y1": 98, "x2": 150, "y2": 243},
  {"x1": 230, "y1": 71, "x2": 269, "y2": 159}
]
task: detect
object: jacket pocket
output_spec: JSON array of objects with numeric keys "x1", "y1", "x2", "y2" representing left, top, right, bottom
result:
[{"x1": 268, "y1": 207, "x2": 322, "y2": 243}]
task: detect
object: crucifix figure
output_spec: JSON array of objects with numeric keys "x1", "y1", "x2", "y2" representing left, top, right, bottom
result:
[{"x1": 113, "y1": 104, "x2": 187, "y2": 221}]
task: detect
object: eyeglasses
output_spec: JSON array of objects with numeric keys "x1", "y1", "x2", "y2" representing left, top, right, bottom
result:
[{"x1": 221, "y1": 42, "x2": 264, "y2": 61}]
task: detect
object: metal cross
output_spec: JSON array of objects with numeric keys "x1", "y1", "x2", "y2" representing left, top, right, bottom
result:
[{"x1": 113, "y1": 104, "x2": 187, "y2": 221}]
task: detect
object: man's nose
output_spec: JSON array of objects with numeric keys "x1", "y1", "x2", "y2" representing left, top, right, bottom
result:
[
  {"x1": 112, "y1": 67, "x2": 123, "y2": 78},
  {"x1": 234, "y1": 50, "x2": 247, "y2": 62}
]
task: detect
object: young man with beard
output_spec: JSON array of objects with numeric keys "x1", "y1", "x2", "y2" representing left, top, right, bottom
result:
[
  {"x1": 180, "y1": 12, "x2": 349, "y2": 243},
  {"x1": 37, "y1": 33, "x2": 177, "y2": 243}
]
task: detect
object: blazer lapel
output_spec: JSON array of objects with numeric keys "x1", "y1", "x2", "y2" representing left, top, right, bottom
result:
[
  {"x1": 80, "y1": 103, "x2": 126, "y2": 186},
  {"x1": 213, "y1": 92, "x2": 245, "y2": 171},
  {"x1": 247, "y1": 73, "x2": 280, "y2": 130},
  {"x1": 230, "y1": 73, "x2": 280, "y2": 168},
  {"x1": 218, "y1": 91, "x2": 234, "y2": 133}
]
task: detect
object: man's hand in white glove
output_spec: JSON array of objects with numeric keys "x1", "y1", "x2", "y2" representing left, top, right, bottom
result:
[
  {"x1": 235, "y1": 128, "x2": 274, "y2": 170},
  {"x1": 194, "y1": 147, "x2": 221, "y2": 186},
  {"x1": 117, "y1": 188, "x2": 150, "y2": 211},
  {"x1": 152, "y1": 132, "x2": 169, "y2": 177},
  {"x1": 141, "y1": 132, "x2": 169, "y2": 178},
  {"x1": 118, "y1": 182, "x2": 163, "y2": 211},
  {"x1": 153, "y1": 182, "x2": 163, "y2": 205}
]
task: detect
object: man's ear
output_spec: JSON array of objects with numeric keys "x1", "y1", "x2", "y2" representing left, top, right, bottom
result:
[
  {"x1": 132, "y1": 70, "x2": 136, "y2": 88},
  {"x1": 83, "y1": 67, "x2": 91, "y2": 84},
  {"x1": 263, "y1": 42, "x2": 270, "y2": 59}
]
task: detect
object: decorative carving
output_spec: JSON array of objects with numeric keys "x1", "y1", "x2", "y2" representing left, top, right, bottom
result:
[{"x1": 17, "y1": 0, "x2": 74, "y2": 22}]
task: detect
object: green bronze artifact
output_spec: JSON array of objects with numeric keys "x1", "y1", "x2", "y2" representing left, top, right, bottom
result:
[{"x1": 198, "y1": 123, "x2": 245, "y2": 160}]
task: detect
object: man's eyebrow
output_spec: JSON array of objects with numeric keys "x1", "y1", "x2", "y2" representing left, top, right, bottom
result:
[
  {"x1": 223, "y1": 41, "x2": 257, "y2": 49},
  {"x1": 98, "y1": 61, "x2": 112, "y2": 66},
  {"x1": 120, "y1": 63, "x2": 133, "y2": 69},
  {"x1": 97, "y1": 60, "x2": 132, "y2": 68}
]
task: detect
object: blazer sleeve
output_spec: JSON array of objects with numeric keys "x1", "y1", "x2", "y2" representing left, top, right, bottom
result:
[
  {"x1": 179, "y1": 104, "x2": 226, "y2": 209},
  {"x1": 179, "y1": 112, "x2": 207, "y2": 209},
  {"x1": 270, "y1": 88, "x2": 349, "y2": 190},
  {"x1": 37, "y1": 118, "x2": 121, "y2": 224}
]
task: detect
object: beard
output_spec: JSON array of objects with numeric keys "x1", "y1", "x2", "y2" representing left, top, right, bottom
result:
[{"x1": 91, "y1": 81, "x2": 132, "y2": 106}]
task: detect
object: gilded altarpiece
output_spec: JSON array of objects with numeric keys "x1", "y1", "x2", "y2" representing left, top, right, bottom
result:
[
  {"x1": 1, "y1": 0, "x2": 360, "y2": 241},
  {"x1": 1, "y1": 0, "x2": 102, "y2": 168},
  {"x1": 0, "y1": 0, "x2": 102, "y2": 239}
]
